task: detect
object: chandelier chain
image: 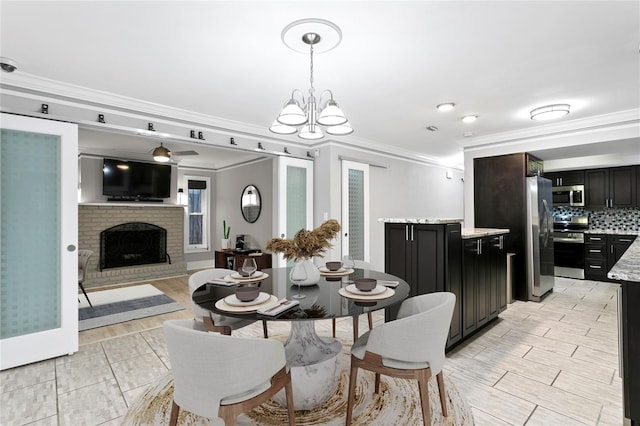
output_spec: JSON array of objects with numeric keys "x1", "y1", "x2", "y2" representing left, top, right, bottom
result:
[{"x1": 309, "y1": 41, "x2": 315, "y2": 97}]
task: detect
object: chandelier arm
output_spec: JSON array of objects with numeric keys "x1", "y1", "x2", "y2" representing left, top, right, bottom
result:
[{"x1": 318, "y1": 90, "x2": 335, "y2": 109}]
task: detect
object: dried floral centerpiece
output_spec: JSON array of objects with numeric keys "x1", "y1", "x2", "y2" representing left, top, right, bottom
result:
[{"x1": 266, "y1": 219, "x2": 341, "y2": 286}]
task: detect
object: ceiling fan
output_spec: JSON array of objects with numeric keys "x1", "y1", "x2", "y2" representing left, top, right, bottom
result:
[{"x1": 151, "y1": 143, "x2": 199, "y2": 163}]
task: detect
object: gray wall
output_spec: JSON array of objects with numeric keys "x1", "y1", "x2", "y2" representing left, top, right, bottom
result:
[{"x1": 314, "y1": 143, "x2": 465, "y2": 271}]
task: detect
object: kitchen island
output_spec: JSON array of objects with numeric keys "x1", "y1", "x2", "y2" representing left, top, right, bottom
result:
[
  {"x1": 381, "y1": 218, "x2": 510, "y2": 348},
  {"x1": 607, "y1": 237, "x2": 640, "y2": 425}
]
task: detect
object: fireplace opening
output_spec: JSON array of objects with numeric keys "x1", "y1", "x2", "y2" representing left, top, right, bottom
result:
[{"x1": 100, "y1": 222, "x2": 169, "y2": 270}]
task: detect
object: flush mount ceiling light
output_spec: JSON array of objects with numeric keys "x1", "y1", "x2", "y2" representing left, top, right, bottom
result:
[
  {"x1": 269, "y1": 18, "x2": 353, "y2": 139},
  {"x1": 530, "y1": 104, "x2": 571, "y2": 121},
  {"x1": 152, "y1": 143, "x2": 171, "y2": 163},
  {"x1": 436, "y1": 103, "x2": 455, "y2": 112},
  {"x1": 461, "y1": 115, "x2": 478, "y2": 123}
]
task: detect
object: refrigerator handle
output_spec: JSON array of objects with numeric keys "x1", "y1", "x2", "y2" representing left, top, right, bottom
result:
[{"x1": 541, "y1": 199, "x2": 552, "y2": 247}]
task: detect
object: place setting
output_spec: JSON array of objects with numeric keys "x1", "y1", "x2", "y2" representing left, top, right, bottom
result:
[
  {"x1": 319, "y1": 260, "x2": 354, "y2": 277},
  {"x1": 208, "y1": 258, "x2": 270, "y2": 285},
  {"x1": 338, "y1": 278, "x2": 395, "y2": 300}
]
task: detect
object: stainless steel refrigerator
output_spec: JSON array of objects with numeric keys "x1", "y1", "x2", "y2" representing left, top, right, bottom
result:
[{"x1": 526, "y1": 176, "x2": 554, "y2": 301}]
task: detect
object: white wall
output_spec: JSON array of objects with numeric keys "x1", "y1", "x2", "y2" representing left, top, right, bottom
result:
[{"x1": 314, "y1": 143, "x2": 464, "y2": 271}]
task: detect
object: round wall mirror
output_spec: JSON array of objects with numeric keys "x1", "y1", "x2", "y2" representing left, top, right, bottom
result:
[{"x1": 241, "y1": 185, "x2": 261, "y2": 223}]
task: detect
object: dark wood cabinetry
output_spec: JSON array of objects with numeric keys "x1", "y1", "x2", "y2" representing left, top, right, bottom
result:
[
  {"x1": 545, "y1": 170, "x2": 585, "y2": 186},
  {"x1": 214, "y1": 250, "x2": 272, "y2": 271},
  {"x1": 619, "y1": 282, "x2": 640, "y2": 424},
  {"x1": 584, "y1": 234, "x2": 636, "y2": 281},
  {"x1": 585, "y1": 166, "x2": 637, "y2": 208},
  {"x1": 384, "y1": 222, "x2": 463, "y2": 346},
  {"x1": 462, "y1": 235, "x2": 507, "y2": 337}
]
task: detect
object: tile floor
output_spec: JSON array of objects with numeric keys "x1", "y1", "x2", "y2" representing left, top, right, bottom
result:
[{"x1": 0, "y1": 276, "x2": 623, "y2": 425}]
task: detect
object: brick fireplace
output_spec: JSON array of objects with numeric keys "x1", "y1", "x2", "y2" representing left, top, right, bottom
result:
[{"x1": 79, "y1": 204, "x2": 186, "y2": 288}]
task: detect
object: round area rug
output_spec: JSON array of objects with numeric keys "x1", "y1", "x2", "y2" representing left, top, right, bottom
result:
[{"x1": 123, "y1": 337, "x2": 474, "y2": 425}]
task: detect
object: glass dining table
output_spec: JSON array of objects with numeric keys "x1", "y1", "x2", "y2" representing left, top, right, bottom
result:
[{"x1": 192, "y1": 266, "x2": 410, "y2": 410}]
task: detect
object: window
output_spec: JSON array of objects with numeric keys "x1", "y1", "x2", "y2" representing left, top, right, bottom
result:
[{"x1": 184, "y1": 176, "x2": 209, "y2": 251}]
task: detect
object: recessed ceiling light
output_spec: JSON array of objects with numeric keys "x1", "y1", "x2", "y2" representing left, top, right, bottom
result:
[
  {"x1": 530, "y1": 104, "x2": 570, "y2": 121},
  {"x1": 463, "y1": 132, "x2": 473, "y2": 137},
  {"x1": 426, "y1": 125, "x2": 438, "y2": 131},
  {"x1": 461, "y1": 115, "x2": 478, "y2": 123},
  {"x1": 436, "y1": 103, "x2": 455, "y2": 112}
]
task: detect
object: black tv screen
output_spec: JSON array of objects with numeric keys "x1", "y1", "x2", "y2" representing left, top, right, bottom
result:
[{"x1": 102, "y1": 158, "x2": 171, "y2": 199}]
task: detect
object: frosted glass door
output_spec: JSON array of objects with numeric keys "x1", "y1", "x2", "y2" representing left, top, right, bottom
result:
[
  {"x1": 341, "y1": 160, "x2": 369, "y2": 262},
  {"x1": 0, "y1": 113, "x2": 78, "y2": 370},
  {"x1": 274, "y1": 157, "x2": 313, "y2": 267}
]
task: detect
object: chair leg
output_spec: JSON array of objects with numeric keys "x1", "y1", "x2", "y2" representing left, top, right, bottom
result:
[
  {"x1": 332, "y1": 318, "x2": 336, "y2": 338},
  {"x1": 367, "y1": 311, "x2": 373, "y2": 330},
  {"x1": 285, "y1": 376, "x2": 295, "y2": 426},
  {"x1": 346, "y1": 359, "x2": 359, "y2": 425},
  {"x1": 416, "y1": 370, "x2": 432, "y2": 426},
  {"x1": 262, "y1": 320, "x2": 269, "y2": 338},
  {"x1": 352, "y1": 316, "x2": 359, "y2": 342},
  {"x1": 79, "y1": 282, "x2": 92, "y2": 308},
  {"x1": 374, "y1": 373, "x2": 381, "y2": 394},
  {"x1": 437, "y1": 371, "x2": 448, "y2": 417},
  {"x1": 169, "y1": 400, "x2": 180, "y2": 426}
]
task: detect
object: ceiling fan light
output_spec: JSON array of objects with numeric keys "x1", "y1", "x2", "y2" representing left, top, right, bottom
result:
[
  {"x1": 269, "y1": 120, "x2": 297, "y2": 134},
  {"x1": 276, "y1": 99, "x2": 307, "y2": 126},
  {"x1": 317, "y1": 100, "x2": 347, "y2": 126},
  {"x1": 530, "y1": 104, "x2": 570, "y2": 120},
  {"x1": 152, "y1": 144, "x2": 171, "y2": 162},
  {"x1": 325, "y1": 121, "x2": 353, "y2": 135},
  {"x1": 298, "y1": 124, "x2": 324, "y2": 140}
]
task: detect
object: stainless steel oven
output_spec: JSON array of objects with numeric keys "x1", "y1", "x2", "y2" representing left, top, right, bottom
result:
[
  {"x1": 552, "y1": 185, "x2": 585, "y2": 207},
  {"x1": 553, "y1": 216, "x2": 588, "y2": 279}
]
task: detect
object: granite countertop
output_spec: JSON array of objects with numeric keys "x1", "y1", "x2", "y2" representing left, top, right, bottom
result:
[
  {"x1": 377, "y1": 218, "x2": 463, "y2": 224},
  {"x1": 608, "y1": 236, "x2": 640, "y2": 282},
  {"x1": 461, "y1": 228, "x2": 510, "y2": 239},
  {"x1": 584, "y1": 229, "x2": 640, "y2": 235}
]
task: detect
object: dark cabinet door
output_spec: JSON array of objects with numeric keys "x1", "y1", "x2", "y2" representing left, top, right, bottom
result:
[
  {"x1": 476, "y1": 238, "x2": 490, "y2": 328},
  {"x1": 608, "y1": 235, "x2": 637, "y2": 271},
  {"x1": 384, "y1": 223, "x2": 412, "y2": 288},
  {"x1": 585, "y1": 168, "x2": 609, "y2": 208},
  {"x1": 446, "y1": 225, "x2": 463, "y2": 347},
  {"x1": 610, "y1": 166, "x2": 636, "y2": 208},
  {"x1": 546, "y1": 171, "x2": 585, "y2": 186},
  {"x1": 487, "y1": 235, "x2": 506, "y2": 319},
  {"x1": 414, "y1": 226, "x2": 443, "y2": 295}
]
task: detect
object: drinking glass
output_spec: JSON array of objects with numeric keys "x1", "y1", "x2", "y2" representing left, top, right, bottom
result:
[
  {"x1": 242, "y1": 258, "x2": 257, "y2": 276},
  {"x1": 342, "y1": 255, "x2": 354, "y2": 269},
  {"x1": 290, "y1": 263, "x2": 308, "y2": 299}
]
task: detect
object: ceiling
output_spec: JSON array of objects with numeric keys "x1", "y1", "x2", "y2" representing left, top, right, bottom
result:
[{"x1": 1, "y1": 1, "x2": 639, "y2": 169}]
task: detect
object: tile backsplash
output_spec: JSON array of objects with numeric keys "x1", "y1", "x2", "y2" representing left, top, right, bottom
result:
[{"x1": 553, "y1": 206, "x2": 640, "y2": 232}]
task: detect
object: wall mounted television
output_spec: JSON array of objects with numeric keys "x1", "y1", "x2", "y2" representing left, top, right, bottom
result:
[{"x1": 102, "y1": 158, "x2": 171, "y2": 201}]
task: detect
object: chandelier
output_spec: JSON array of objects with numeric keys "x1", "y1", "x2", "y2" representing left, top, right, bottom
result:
[{"x1": 270, "y1": 19, "x2": 353, "y2": 140}]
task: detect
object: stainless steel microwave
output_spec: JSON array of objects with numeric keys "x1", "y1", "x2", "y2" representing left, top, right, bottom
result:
[{"x1": 552, "y1": 185, "x2": 585, "y2": 207}]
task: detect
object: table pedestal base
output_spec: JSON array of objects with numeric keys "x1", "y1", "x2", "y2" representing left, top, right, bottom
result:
[{"x1": 273, "y1": 321, "x2": 342, "y2": 410}]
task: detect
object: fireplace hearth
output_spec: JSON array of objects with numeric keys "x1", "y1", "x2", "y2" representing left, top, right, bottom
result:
[{"x1": 100, "y1": 222, "x2": 169, "y2": 270}]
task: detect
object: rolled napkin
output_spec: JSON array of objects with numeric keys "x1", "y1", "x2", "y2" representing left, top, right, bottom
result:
[
  {"x1": 207, "y1": 279, "x2": 237, "y2": 287},
  {"x1": 377, "y1": 280, "x2": 399, "y2": 288},
  {"x1": 257, "y1": 299, "x2": 300, "y2": 316}
]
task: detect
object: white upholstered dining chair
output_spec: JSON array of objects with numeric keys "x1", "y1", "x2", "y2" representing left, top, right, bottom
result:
[
  {"x1": 345, "y1": 292, "x2": 456, "y2": 425},
  {"x1": 332, "y1": 260, "x2": 374, "y2": 342},
  {"x1": 189, "y1": 268, "x2": 268, "y2": 338},
  {"x1": 163, "y1": 319, "x2": 294, "y2": 425}
]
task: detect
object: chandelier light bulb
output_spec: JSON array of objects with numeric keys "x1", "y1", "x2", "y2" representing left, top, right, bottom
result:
[
  {"x1": 298, "y1": 124, "x2": 324, "y2": 140},
  {"x1": 269, "y1": 120, "x2": 297, "y2": 135},
  {"x1": 325, "y1": 122, "x2": 354, "y2": 136},
  {"x1": 317, "y1": 99, "x2": 347, "y2": 126}
]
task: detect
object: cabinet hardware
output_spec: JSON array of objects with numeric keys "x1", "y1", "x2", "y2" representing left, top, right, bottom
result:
[
  {"x1": 590, "y1": 237, "x2": 602, "y2": 241},
  {"x1": 611, "y1": 245, "x2": 614, "y2": 254},
  {"x1": 411, "y1": 225, "x2": 414, "y2": 241},
  {"x1": 589, "y1": 249, "x2": 602, "y2": 253},
  {"x1": 590, "y1": 265, "x2": 602, "y2": 269},
  {"x1": 405, "y1": 225, "x2": 409, "y2": 241},
  {"x1": 619, "y1": 239, "x2": 633, "y2": 243}
]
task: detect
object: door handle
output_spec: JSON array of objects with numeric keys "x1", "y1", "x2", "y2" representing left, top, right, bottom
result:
[{"x1": 67, "y1": 244, "x2": 77, "y2": 252}]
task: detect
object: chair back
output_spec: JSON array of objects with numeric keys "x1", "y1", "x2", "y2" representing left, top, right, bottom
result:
[
  {"x1": 78, "y1": 250, "x2": 93, "y2": 284},
  {"x1": 365, "y1": 292, "x2": 455, "y2": 374},
  {"x1": 188, "y1": 269, "x2": 233, "y2": 321},
  {"x1": 353, "y1": 260, "x2": 374, "y2": 270},
  {"x1": 163, "y1": 319, "x2": 286, "y2": 419}
]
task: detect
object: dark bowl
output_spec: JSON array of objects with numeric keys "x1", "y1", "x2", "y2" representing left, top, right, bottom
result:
[
  {"x1": 326, "y1": 261, "x2": 342, "y2": 271},
  {"x1": 354, "y1": 278, "x2": 377, "y2": 292},
  {"x1": 235, "y1": 286, "x2": 259, "y2": 302}
]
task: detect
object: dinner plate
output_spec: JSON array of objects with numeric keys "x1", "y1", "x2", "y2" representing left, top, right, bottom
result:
[
  {"x1": 224, "y1": 292, "x2": 270, "y2": 307},
  {"x1": 345, "y1": 284, "x2": 387, "y2": 296},
  {"x1": 231, "y1": 271, "x2": 264, "y2": 280}
]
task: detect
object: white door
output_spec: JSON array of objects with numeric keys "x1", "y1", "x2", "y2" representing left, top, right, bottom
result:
[
  {"x1": 341, "y1": 160, "x2": 369, "y2": 262},
  {"x1": 0, "y1": 113, "x2": 78, "y2": 370},
  {"x1": 273, "y1": 156, "x2": 314, "y2": 267}
]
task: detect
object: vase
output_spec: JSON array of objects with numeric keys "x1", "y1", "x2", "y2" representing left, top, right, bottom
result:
[
  {"x1": 290, "y1": 258, "x2": 321, "y2": 286},
  {"x1": 221, "y1": 239, "x2": 231, "y2": 250}
]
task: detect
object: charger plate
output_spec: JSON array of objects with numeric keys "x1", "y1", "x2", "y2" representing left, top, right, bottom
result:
[
  {"x1": 223, "y1": 272, "x2": 269, "y2": 283},
  {"x1": 319, "y1": 267, "x2": 354, "y2": 277},
  {"x1": 215, "y1": 294, "x2": 278, "y2": 312},
  {"x1": 338, "y1": 287, "x2": 394, "y2": 300}
]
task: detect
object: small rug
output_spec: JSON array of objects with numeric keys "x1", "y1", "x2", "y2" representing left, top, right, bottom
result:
[
  {"x1": 79, "y1": 284, "x2": 184, "y2": 331},
  {"x1": 122, "y1": 336, "x2": 474, "y2": 425}
]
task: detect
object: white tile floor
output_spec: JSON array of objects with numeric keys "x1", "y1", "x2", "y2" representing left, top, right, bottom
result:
[{"x1": 0, "y1": 277, "x2": 623, "y2": 425}]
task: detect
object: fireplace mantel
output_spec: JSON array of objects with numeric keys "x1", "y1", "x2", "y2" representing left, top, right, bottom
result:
[{"x1": 80, "y1": 202, "x2": 184, "y2": 208}]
